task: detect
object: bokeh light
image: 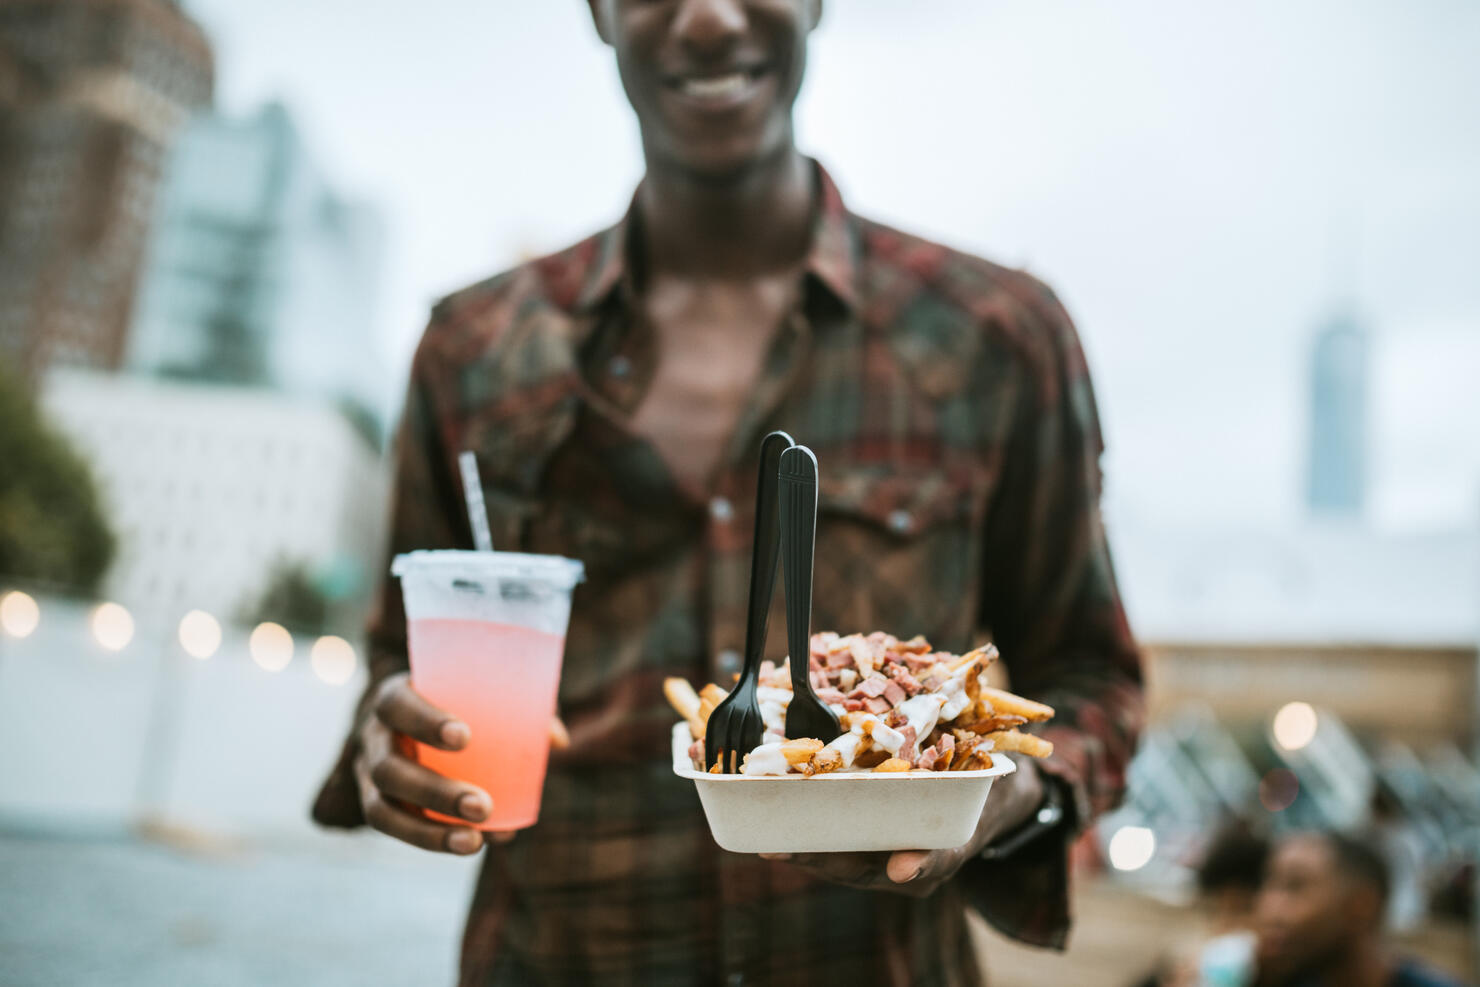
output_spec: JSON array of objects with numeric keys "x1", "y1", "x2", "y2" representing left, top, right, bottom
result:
[
  {"x1": 1272, "y1": 701, "x2": 1319, "y2": 751},
  {"x1": 310, "y1": 635, "x2": 356, "y2": 685},
  {"x1": 1107, "y1": 825, "x2": 1156, "y2": 872},
  {"x1": 177, "y1": 610, "x2": 222, "y2": 659},
  {"x1": 0, "y1": 590, "x2": 40, "y2": 638},
  {"x1": 1259, "y1": 768, "x2": 1300, "y2": 812},
  {"x1": 91, "y1": 602, "x2": 135, "y2": 652},
  {"x1": 249, "y1": 622, "x2": 294, "y2": 672}
]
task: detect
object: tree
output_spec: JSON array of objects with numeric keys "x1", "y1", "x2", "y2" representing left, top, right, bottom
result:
[
  {"x1": 0, "y1": 363, "x2": 115, "y2": 593},
  {"x1": 242, "y1": 559, "x2": 337, "y2": 636}
]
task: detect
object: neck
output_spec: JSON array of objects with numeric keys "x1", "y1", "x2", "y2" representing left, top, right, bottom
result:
[
  {"x1": 1318, "y1": 938, "x2": 1390, "y2": 987},
  {"x1": 637, "y1": 146, "x2": 813, "y2": 280}
]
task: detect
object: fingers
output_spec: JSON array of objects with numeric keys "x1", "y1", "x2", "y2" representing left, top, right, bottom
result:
[
  {"x1": 549, "y1": 717, "x2": 570, "y2": 751},
  {"x1": 761, "y1": 851, "x2": 892, "y2": 890},
  {"x1": 369, "y1": 749, "x2": 492, "y2": 823},
  {"x1": 353, "y1": 748, "x2": 484, "y2": 855},
  {"x1": 373, "y1": 673, "x2": 468, "y2": 749},
  {"x1": 363, "y1": 788, "x2": 485, "y2": 855},
  {"x1": 759, "y1": 848, "x2": 958, "y2": 897}
]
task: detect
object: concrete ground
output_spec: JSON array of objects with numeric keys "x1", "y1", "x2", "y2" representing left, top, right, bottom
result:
[
  {"x1": 1, "y1": 826, "x2": 477, "y2": 987},
  {"x1": 6, "y1": 825, "x2": 1473, "y2": 987}
]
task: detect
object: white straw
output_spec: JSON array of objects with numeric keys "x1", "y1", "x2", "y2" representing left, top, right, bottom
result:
[{"x1": 458, "y1": 450, "x2": 495, "y2": 552}]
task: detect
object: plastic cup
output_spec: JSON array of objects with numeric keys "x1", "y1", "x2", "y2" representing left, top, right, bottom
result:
[{"x1": 393, "y1": 550, "x2": 584, "y2": 831}]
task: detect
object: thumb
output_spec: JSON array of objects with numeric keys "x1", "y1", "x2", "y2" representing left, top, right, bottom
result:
[{"x1": 886, "y1": 849, "x2": 936, "y2": 884}]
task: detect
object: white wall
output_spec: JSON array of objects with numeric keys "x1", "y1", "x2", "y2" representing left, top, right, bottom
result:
[
  {"x1": 42, "y1": 369, "x2": 390, "y2": 625},
  {"x1": 0, "y1": 596, "x2": 364, "y2": 836}
]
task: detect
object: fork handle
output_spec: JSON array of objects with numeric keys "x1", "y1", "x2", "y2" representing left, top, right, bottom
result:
[
  {"x1": 743, "y1": 432, "x2": 794, "y2": 675},
  {"x1": 778, "y1": 446, "x2": 819, "y2": 699}
]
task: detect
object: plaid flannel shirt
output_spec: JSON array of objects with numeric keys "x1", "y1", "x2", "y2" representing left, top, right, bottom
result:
[{"x1": 313, "y1": 163, "x2": 1143, "y2": 987}]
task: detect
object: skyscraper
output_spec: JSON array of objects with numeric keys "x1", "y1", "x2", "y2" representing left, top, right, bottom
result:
[
  {"x1": 1307, "y1": 312, "x2": 1369, "y2": 518},
  {"x1": 0, "y1": 0, "x2": 213, "y2": 382},
  {"x1": 126, "y1": 102, "x2": 390, "y2": 440}
]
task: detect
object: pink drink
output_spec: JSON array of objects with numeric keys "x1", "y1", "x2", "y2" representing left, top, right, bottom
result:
[
  {"x1": 407, "y1": 618, "x2": 566, "y2": 831},
  {"x1": 393, "y1": 549, "x2": 584, "y2": 833}
]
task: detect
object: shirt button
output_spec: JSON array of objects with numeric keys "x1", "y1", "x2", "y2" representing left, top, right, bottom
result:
[
  {"x1": 717, "y1": 649, "x2": 742, "y2": 676},
  {"x1": 887, "y1": 509, "x2": 914, "y2": 534},
  {"x1": 608, "y1": 354, "x2": 632, "y2": 379},
  {"x1": 709, "y1": 496, "x2": 735, "y2": 523}
]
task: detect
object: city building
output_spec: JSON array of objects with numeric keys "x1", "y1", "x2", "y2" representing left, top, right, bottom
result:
[
  {"x1": 1307, "y1": 311, "x2": 1370, "y2": 518},
  {"x1": 1114, "y1": 522, "x2": 1479, "y2": 748},
  {"x1": 0, "y1": 0, "x2": 212, "y2": 383},
  {"x1": 41, "y1": 367, "x2": 390, "y2": 627},
  {"x1": 126, "y1": 101, "x2": 391, "y2": 441}
]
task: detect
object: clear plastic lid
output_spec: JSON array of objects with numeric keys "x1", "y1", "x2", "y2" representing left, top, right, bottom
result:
[{"x1": 392, "y1": 550, "x2": 585, "y2": 590}]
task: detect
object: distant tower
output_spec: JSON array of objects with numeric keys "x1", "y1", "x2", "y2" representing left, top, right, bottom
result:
[
  {"x1": 1306, "y1": 312, "x2": 1368, "y2": 518},
  {"x1": 0, "y1": 0, "x2": 213, "y2": 384}
]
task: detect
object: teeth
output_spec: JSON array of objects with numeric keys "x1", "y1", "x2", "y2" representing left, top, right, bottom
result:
[{"x1": 681, "y1": 73, "x2": 750, "y2": 100}]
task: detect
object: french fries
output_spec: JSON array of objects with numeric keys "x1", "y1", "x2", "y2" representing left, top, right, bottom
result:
[
  {"x1": 979, "y1": 686, "x2": 1054, "y2": 723},
  {"x1": 664, "y1": 677, "x2": 705, "y2": 739},
  {"x1": 984, "y1": 729, "x2": 1055, "y2": 758},
  {"x1": 663, "y1": 633, "x2": 1057, "y2": 776},
  {"x1": 803, "y1": 746, "x2": 844, "y2": 776},
  {"x1": 780, "y1": 738, "x2": 823, "y2": 766}
]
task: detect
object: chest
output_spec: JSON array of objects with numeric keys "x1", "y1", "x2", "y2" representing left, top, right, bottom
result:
[{"x1": 629, "y1": 277, "x2": 798, "y2": 492}]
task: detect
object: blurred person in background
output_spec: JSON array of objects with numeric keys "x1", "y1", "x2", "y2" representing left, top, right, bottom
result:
[
  {"x1": 311, "y1": 1, "x2": 1142, "y2": 984},
  {"x1": 1253, "y1": 831, "x2": 1464, "y2": 987},
  {"x1": 1132, "y1": 823, "x2": 1269, "y2": 987}
]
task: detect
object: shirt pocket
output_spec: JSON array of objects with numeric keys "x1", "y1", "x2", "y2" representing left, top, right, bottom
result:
[{"x1": 807, "y1": 467, "x2": 984, "y2": 651}]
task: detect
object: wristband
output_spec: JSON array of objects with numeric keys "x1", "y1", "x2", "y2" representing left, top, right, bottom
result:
[{"x1": 977, "y1": 773, "x2": 1066, "y2": 862}]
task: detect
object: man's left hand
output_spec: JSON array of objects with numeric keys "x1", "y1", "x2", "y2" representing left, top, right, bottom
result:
[{"x1": 758, "y1": 756, "x2": 1046, "y2": 898}]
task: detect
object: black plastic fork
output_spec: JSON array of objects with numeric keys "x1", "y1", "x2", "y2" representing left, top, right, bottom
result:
[
  {"x1": 779, "y1": 445, "x2": 841, "y2": 742},
  {"x1": 704, "y1": 431, "x2": 795, "y2": 773}
]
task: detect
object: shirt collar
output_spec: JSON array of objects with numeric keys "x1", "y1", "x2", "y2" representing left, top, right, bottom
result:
[{"x1": 573, "y1": 159, "x2": 860, "y2": 315}]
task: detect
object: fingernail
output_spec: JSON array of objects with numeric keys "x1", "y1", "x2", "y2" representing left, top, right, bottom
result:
[
  {"x1": 441, "y1": 722, "x2": 469, "y2": 748},
  {"x1": 458, "y1": 793, "x2": 489, "y2": 822},
  {"x1": 448, "y1": 829, "x2": 481, "y2": 854}
]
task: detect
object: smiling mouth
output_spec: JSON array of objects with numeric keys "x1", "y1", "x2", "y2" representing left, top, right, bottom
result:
[{"x1": 666, "y1": 67, "x2": 769, "y2": 104}]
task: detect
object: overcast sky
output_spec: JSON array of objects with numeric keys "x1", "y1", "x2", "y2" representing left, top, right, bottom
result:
[{"x1": 182, "y1": 0, "x2": 1480, "y2": 533}]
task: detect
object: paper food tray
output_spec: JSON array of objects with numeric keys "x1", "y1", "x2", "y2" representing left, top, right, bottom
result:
[{"x1": 671, "y1": 722, "x2": 1015, "y2": 853}]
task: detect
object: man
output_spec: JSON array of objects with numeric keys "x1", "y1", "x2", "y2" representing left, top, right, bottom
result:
[
  {"x1": 312, "y1": 2, "x2": 1143, "y2": 984},
  {"x1": 1254, "y1": 831, "x2": 1463, "y2": 987}
]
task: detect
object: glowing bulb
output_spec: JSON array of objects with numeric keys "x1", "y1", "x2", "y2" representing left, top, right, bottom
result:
[
  {"x1": 310, "y1": 635, "x2": 356, "y2": 685},
  {"x1": 177, "y1": 610, "x2": 221, "y2": 659},
  {"x1": 0, "y1": 591, "x2": 40, "y2": 638},
  {"x1": 91, "y1": 602, "x2": 134, "y2": 652},
  {"x1": 249, "y1": 622, "x2": 293, "y2": 672},
  {"x1": 1108, "y1": 825, "x2": 1156, "y2": 872},
  {"x1": 1272, "y1": 702, "x2": 1318, "y2": 751}
]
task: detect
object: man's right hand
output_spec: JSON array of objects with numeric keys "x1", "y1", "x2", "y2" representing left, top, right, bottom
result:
[{"x1": 352, "y1": 671, "x2": 491, "y2": 855}]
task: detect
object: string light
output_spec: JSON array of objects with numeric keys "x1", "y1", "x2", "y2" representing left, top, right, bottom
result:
[
  {"x1": 91, "y1": 602, "x2": 135, "y2": 652},
  {"x1": 0, "y1": 591, "x2": 40, "y2": 638},
  {"x1": 310, "y1": 635, "x2": 356, "y2": 685},
  {"x1": 178, "y1": 610, "x2": 222, "y2": 659},
  {"x1": 249, "y1": 622, "x2": 294, "y2": 672},
  {"x1": 1108, "y1": 826, "x2": 1156, "y2": 871}
]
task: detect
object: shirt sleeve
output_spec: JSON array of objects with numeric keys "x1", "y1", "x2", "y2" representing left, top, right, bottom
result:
[
  {"x1": 310, "y1": 336, "x2": 468, "y2": 828},
  {"x1": 959, "y1": 282, "x2": 1145, "y2": 948}
]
